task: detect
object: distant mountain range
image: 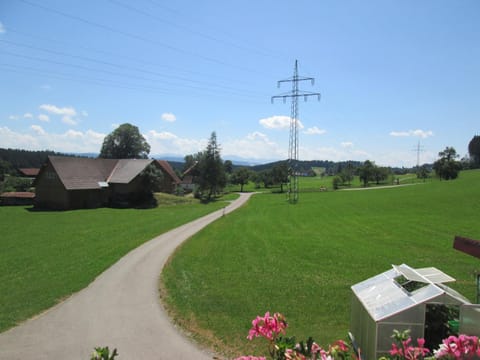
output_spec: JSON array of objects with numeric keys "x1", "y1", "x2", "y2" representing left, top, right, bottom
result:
[{"x1": 72, "y1": 153, "x2": 267, "y2": 167}]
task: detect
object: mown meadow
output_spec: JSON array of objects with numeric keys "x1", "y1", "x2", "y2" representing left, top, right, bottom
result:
[
  {"x1": 0, "y1": 194, "x2": 227, "y2": 332},
  {"x1": 161, "y1": 170, "x2": 480, "y2": 357}
]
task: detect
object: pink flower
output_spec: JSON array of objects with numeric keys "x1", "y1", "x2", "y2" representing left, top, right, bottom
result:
[
  {"x1": 246, "y1": 312, "x2": 287, "y2": 341},
  {"x1": 235, "y1": 357, "x2": 266, "y2": 360},
  {"x1": 311, "y1": 342, "x2": 321, "y2": 354}
]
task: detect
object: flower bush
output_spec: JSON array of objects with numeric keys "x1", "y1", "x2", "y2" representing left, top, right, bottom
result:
[
  {"x1": 379, "y1": 329, "x2": 429, "y2": 360},
  {"x1": 433, "y1": 335, "x2": 480, "y2": 359},
  {"x1": 236, "y1": 312, "x2": 480, "y2": 360},
  {"x1": 236, "y1": 312, "x2": 354, "y2": 360}
]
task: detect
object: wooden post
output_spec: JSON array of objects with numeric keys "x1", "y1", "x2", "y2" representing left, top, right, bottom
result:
[{"x1": 453, "y1": 236, "x2": 480, "y2": 303}]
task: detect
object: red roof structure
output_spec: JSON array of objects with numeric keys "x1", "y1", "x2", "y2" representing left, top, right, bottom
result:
[{"x1": 18, "y1": 168, "x2": 40, "y2": 177}]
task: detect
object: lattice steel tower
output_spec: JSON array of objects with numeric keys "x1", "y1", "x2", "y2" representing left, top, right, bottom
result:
[{"x1": 272, "y1": 60, "x2": 320, "y2": 203}]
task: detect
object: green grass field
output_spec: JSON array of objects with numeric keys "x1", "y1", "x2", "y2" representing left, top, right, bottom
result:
[
  {"x1": 0, "y1": 196, "x2": 227, "y2": 332},
  {"x1": 161, "y1": 170, "x2": 480, "y2": 357}
]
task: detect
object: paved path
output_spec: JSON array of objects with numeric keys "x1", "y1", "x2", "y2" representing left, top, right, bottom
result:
[{"x1": 0, "y1": 193, "x2": 254, "y2": 360}]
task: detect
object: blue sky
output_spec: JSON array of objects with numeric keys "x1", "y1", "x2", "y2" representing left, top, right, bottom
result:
[{"x1": 1, "y1": 0, "x2": 479, "y2": 167}]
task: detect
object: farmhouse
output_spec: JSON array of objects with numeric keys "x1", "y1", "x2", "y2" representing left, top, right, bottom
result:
[
  {"x1": 34, "y1": 156, "x2": 177, "y2": 210},
  {"x1": 156, "y1": 160, "x2": 181, "y2": 193}
]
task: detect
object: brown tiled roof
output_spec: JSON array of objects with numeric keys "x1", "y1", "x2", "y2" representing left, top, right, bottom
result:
[
  {"x1": 48, "y1": 156, "x2": 118, "y2": 190},
  {"x1": 42, "y1": 156, "x2": 157, "y2": 190},
  {"x1": 18, "y1": 168, "x2": 40, "y2": 176},
  {"x1": 0, "y1": 192, "x2": 35, "y2": 198},
  {"x1": 156, "y1": 160, "x2": 181, "y2": 184},
  {"x1": 107, "y1": 159, "x2": 153, "y2": 183}
]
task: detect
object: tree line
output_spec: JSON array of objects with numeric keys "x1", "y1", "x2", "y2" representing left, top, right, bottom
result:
[{"x1": 2, "y1": 124, "x2": 480, "y2": 196}]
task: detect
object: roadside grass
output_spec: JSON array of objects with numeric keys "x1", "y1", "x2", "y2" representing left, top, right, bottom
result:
[
  {"x1": 161, "y1": 170, "x2": 480, "y2": 358},
  {"x1": 0, "y1": 198, "x2": 226, "y2": 333}
]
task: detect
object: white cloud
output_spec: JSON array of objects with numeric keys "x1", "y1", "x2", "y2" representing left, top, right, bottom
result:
[
  {"x1": 341, "y1": 142, "x2": 354, "y2": 148},
  {"x1": 0, "y1": 21, "x2": 5, "y2": 34},
  {"x1": 62, "y1": 116, "x2": 78, "y2": 125},
  {"x1": 23, "y1": 113, "x2": 33, "y2": 119},
  {"x1": 39, "y1": 104, "x2": 77, "y2": 116},
  {"x1": 38, "y1": 104, "x2": 79, "y2": 125},
  {"x1": 148, "y1": 130, "x2": 177, "y2": 140},
  {"x1": 0, "y1": 126, "x2": 38, "y2": 148},
  {"x1": 303, "y1": 126, "x2": 326, "y2": 135},
  {"x1": 81, "y1": 110, "x2": 89, "y2": 117},
  {"x1": 223, "y1": 132, "x2": 285, "y2": 160},
  {"x1": 0, "y1": 126, "x2": 105, "y2": 153},
  {"x1": 146, "y1": 130, "x2": 206, "y2": 155},
  {"x1": 8, "y1": 115, "x2": 19, "y2": 120},
  {"x1": 259, "y1": 115, "x2": 304, "y2": 130},
  {"x1": 300, "y1": 145, "x2": 370, "y2": 163},
  {"x1": 390, "y1": 129, "x2": 434, "y2": 139},
  {"x1": 161, "y1": 112, "x2": 176, "y2": 122},
  {"x1": 31, "y1": 125, "x2": 46, "y2": 135},
  {"x1": 41, "y1": 84, "x2": 52, "y2": 91},
  {"x1": 38, "y1": 114, "x2": 50, "y2": 122}
]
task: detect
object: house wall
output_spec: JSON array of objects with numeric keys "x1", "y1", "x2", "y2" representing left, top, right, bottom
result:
[
  {"x1": 34, "y1": 163, "x2": 69, "y2": 209},
  {"x1": 68, "y1": 189, "x2": 109, "y2": 209},
  {"x1": 159, "y1": 171, "x2": 177, "y2": 193}
]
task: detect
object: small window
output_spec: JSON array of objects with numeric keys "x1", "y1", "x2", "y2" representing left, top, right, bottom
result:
[{"x1": 394, "y1": 275, "x2": 427, "y2": 293}]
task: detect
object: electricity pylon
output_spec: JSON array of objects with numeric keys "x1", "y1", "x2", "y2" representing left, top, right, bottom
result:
[
  {"x1": 272, "y1": 60, "x2": 320, "y2": 203},
  {"x1": 413, "y1": 140, "x2": 425, "y2": 170}
]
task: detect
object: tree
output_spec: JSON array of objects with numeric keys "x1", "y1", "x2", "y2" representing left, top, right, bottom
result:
[
  {"x1": 224, "y1": 160, "x2": 234, "y2": 174},
  {"x1": 433, "y1": 146, "x2": 461, "y2": 180},
  {"x1": 358, "y1": 160, "x2": 375, "y2": 186},
  {"x1": 372, "y1": 166, "x2": 391, "y2": 185},
  {"x1": 230, "y1": 167, "x2": 251, "y2": 192},
  {"x1": 195, "y1": 132, "x2": 227, "y2": 200},
  {"x1": 468, "y1": 135, "x2": 480, "y2": 168},
  {"x1": 417, "y1": 165, "x2": 430, "y2": 182},
  {"x1": 99, "y1": 123, "x2": 150, "y2": 159},
  {"x1": 271, "y1": 163, "x2": 289, "y2": 192}
]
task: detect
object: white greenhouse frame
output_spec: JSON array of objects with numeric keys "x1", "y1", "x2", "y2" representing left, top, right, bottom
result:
[{"x1": 350, "y1": 264, "x2": 474, "y2": 360}]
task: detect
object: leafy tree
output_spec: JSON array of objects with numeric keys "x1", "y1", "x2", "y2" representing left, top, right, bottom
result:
[
  {"x1": 358, "y1": 160, "x2": 376, "y2": 186},
  {"x1": 417, "y1": 165, "x2": 430, "y2": 182},
  {"x1": 141, "y1": 163, "x2": 164, "y2": 193},
  {"x1": 99, "y1": 123, "x2": 150, "y2": 159},
  {"x1": 230, "y1": 167, "x2": 251, "y2": 192},
  {"x1": 468, "y1": 135, "x2": 480, "y2": 168},
  {"x1": 1, "y1": 176, "x2": 33, "y2": 192},
  {"x1": 271, "y1": 163, "x2": 289, "y2": 192},
  {"x1": 195, "y1": 132, "x2": 226, "y2": 200},
  {"x1": 224, "y1": 160, "x2": 234, "y2": 174},
  {"x1": 433, "y1": 146, "x2": 461, "y2": 180},
  {"x1": 259, "y1": 170, "x2": 274, "y2": 188},
  {"x1": 372, "y1": 166, "x2": 391, "y2": 185}
]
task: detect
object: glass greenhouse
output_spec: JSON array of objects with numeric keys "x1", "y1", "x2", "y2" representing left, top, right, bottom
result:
[{"x1": 350, "y1": 264, "x2": 474, "y2": 360}]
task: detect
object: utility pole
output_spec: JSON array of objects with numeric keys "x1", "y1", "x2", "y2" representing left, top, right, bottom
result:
[{"x1": 272, "y1": 60, "x2": 320, "y2": 203}]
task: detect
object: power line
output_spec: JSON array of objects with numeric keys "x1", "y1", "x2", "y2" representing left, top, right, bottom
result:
[
  {"x1": 0, "y1": 40, "x2": 269, "y2": 98},
  {"x1": 135, "y1": 0, "x2": 291, "y2": 63},
  {"x1": 17, "y1": 0, "x2": 261, "y2": 74},
  {"x1": 4, "y1": 26, "x2": 260, "y2": 87}
]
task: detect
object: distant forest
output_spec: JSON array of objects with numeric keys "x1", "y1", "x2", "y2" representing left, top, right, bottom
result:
[
  {"x1": 0, "y1": 147, "x2": 419, "y2": 179},
  {"x1": 0, "y1": 148, "x2": 70, "y2": 174}
]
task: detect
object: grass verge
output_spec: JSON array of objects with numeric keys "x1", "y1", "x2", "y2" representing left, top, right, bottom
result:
[
  {"x1": 161, "y1": 170, "x2": 480, "y2": 357},
  {"x1": 0, "y1": 197, "x2": 226, "y2": 332}
]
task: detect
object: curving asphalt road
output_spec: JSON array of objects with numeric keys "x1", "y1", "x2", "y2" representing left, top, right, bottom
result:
[{"x1": 0, "y1": 192, "x2": 254, "y2": 360}]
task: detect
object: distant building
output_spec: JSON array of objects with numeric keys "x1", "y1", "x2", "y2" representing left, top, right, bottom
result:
[
  {"x1": 18, "y1": 168, "x2": 40, "y2": 178},
  {"x1": 155, "y1": 160, "x2": 181, "y2": 193},
  {"x1": 0, "y1": 191, "x2": 35, "y2": 206},
  {"x1": 34, "y1": 156, "x2": 177, "y2": 210}
]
